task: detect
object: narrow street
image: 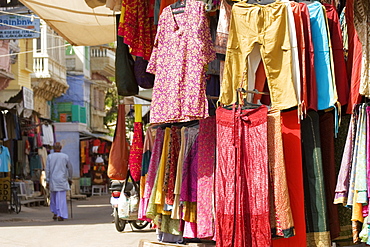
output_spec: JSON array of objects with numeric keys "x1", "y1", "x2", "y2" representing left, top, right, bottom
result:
[{"x1": 0, "y1": 195, "x2": 157, "y2": 247}]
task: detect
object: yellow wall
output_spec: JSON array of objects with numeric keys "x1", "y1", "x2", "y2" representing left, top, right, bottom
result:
[
  {"x1": 0, "y1": 39, "x2": 33, "y2": 102},
  {"x1": 6, "y1": 39, "x2": 32, "y2": 91}
]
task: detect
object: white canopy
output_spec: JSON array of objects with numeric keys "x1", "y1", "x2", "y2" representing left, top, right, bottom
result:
[{"x1": 19, "y1": 0, "x2": 116, "y2": 46}]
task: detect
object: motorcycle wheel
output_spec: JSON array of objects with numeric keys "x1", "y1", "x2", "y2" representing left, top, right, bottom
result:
[
  {"x1": 131, "y1": 220, "x2": 150, "y2": 230},
  {"x1": 114, "y1": 208, "x2": 126, "y2": 232}
]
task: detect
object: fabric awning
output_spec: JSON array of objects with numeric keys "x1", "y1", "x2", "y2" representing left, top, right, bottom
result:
[
  {"x1": 19, "y1": 0, "x2": 116, "y2": 46},
  {"x1": 80, "y1": 131, "x2": 113, "y2": 142}
]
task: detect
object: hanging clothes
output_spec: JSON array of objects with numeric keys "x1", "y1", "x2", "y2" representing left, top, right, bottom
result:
[
  {"x1": 147, "y1": 128, "x2": 182, "y2": 236},
  {"x1": 197, "y1": 116, "x2": 216, "y2": 239},
  {"x1": 345, "y1": 0, "x2": 363, "y2": 114},
  {"x1": 333, "y1": 114, "x2": 353, "y2": 242},
  {"x1": 164, "y1": 126, "x2": 181, "y2": 206},
  {"x1": 273, "y1": 109, "x2": 306, "y2": 247},
  {"x1": 139, "y1": 128, "x2": 165, "y2": 221},
  {"x1": 42, "y1": 124, "x2": 54, "y2": 146},
  {"x1": 0, "y1": 145, "x2": 10, "y2": 172},
  {"x1": 107, "y1": 104, "x2": 129, "y2": 180},
  {"x1": 299, "y1": 2, "x2": 318, "y2": 112},
  {"x1": 180, "y1": 128, "x2": 199, "y2": 203},
  {"x1": 301, "y1": 111, "x2": 331, "y2": 246},
  {"x1": 5, "y1": 112, "x2": 17, "y2": 140},
  {"x1": 38, "y1": 146, "x2": 48, "y2": 170},
  {"x1": 324, "y1": 3, "x2": 349, "y2": 107},
  {"x1": 219, "y1": 1, "x2": 298, "y2": 110},
  {"x1": 288, "y1": 1, "x2": 307, "y2": 114},
  {"x1": 147, "y1": 128, "x2": 171, "y2": 222},
  {"x1": 319, "y1": 111, "x2": 340, "y2": 240},
  {"x1": 171, "y1": 127, "x2": 188, "y2": 220},
  {"x1": 283, "y1": 0, "x2": 302, "y2": 114},
  {"x1": 267, "y1": 109, "x2": 294, "y2": 239},
  {"x1": 353, "y1": 0, "x2": 370, "y2": 98},
  {"x1": 353, "y1": 106, "x2": 368, "y2": 210},
  {"x1": 128, "y1": 121, "x2": 144, "y2": 182},
  {"x1": 345, "y1": 105, "x2": 362, "y2": 208},
  {"x1": 118, "y1": 0, "x2": 156, "y2": 60},
  {"x1": 215, "y1": 0, "x2": 232, "y2": 56},
  {"x1": 334, "y1": 110, "x2": 356, "y2": 205},
  {"x1": 307, "y1": 2, "x2": 337, "y2": 111},
  {"x1": 181, "y1": 130, "x2": 199, "y2": 239},
  {"x1": 147, "y1": 0, "x2": 216, "y2": 123},
  {"x1": 140, "y1": 126, "x2": 156, "y2": 211},
  {"x1": 215, "y1": 105, "x2": 270, "y2": 247},
  {"x1": 128, "y1": 105, "x2": 144, "y2": 182}
]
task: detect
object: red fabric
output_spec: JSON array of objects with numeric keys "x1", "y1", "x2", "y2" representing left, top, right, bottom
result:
[
  {"x1": 119, "y1": 0, "x2": 156, "y2": 60},
  {"x1": 164, "y1": 126, "x2": 180, "y2": 205},
  {"x1": 128, "y1": 122, "x2": 144, "y2": 182},
  {"x1": 148, "y1": 0, "x2": 155, "y2": 17},
  {"x1": 216, "y1": 106, "x2": 270, "y2": 247},
  {"x1": 98, "y1": 142, "x2": 106, "y2": 154},
  {"x1": 197, "y1": 116, "x2": 216, "y2": 239},
  {"x1": 324, "y1": 3, "x2": 349, "y2": 107},
  {"x1": 299, "y1": 3, "x2": 318, "y2": 111},
  {"x1": 85, "y1": 141, "x2": 90, "y2": 165},
  {"x1": 273, "y1": 110, "x2": 306, "y2": 247},
  {"x1": 108, "y1": 104, "x2": 129, "y2": 180},
  {"x1": 345, "y1": 0, "x2": 363, "y2": 114},
  {"x1": 93, "y1": 139, "x2": 101, "y2": 147}
]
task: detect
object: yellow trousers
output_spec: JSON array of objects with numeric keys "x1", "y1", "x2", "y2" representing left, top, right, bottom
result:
[{"x1": 220, "y1": 1, "x2": 298, "y2": 110}]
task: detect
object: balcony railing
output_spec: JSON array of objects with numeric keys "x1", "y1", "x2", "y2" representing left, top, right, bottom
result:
[
  {"x1": 90, "y1": 46, "x2": 115, "y2": 77},
  {"x1": 33, "y1": 55, "x2": 67, "y2": 84}
]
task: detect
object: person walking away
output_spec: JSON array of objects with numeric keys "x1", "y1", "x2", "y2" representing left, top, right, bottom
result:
[{"x1": 45, "y1": 142, "x2": 73, "y2": 221}]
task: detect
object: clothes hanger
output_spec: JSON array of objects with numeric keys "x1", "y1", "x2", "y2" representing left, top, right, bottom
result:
[
  {"x1": 171, "y1": 0, "x2": 186, "y2": 14},
  {"x1": 238, "y1": 88, "x2": 263, "y2": 109},
  {"x1": 245, "y1": 0, "x2": 276, "y2": 5},
  {"x1": 155, "y1": 120, "x2": 199, "y2": 129},
  {"x1": 223, "y1": 88, "x2": 266, "y2": 110},
  {"x1": 295, "y1": 0, "x2": 315, "y2": 4}
]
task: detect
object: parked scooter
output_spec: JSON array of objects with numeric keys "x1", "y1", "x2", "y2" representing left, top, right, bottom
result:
[{"x1": 109, "y1": 179, "x2": 149, "y2": 232}]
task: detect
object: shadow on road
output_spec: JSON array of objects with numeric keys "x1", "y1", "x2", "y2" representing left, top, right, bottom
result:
[{"x1": 0, "y1": 195, "x2": 153, "y2": 230}]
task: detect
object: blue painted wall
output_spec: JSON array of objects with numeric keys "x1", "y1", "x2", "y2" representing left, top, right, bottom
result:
[
  {"x1": 52, "y1": 74, "x2": 91, "y2": 125},
  {"x1": 55, "y1": 131, "x2": 80, "y2": 178},
  {"x1": 54, "y1": 74, "x2": 85, "y2": 106}
]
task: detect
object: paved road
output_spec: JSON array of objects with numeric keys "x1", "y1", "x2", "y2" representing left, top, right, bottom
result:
[{"x1": 0, "y1": 195, "x2": 157, "y2": 247}]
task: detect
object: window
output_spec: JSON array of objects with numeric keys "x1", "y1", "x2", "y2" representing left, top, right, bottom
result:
[{"x1": 36, "y1": 38, "x2": 41, "y2": 53}]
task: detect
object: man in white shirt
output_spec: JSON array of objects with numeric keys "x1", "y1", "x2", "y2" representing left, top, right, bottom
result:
[{"x1": 45, "y1": 142, "x2": 73, "y2": 221}]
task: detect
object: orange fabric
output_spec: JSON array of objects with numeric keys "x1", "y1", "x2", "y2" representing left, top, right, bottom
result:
[
  {"x1": 268, "y1": 110, "x2": 294, "y2": 238},
  {"x1": 352, "y1": 192, "x2": 364, "y2": 223},
  {"x1": 108, "y1": 104, "x2": 129, "y2": 180},
  {"x1": 273, "y1": 110, "x2": 306, "y2": 247}
]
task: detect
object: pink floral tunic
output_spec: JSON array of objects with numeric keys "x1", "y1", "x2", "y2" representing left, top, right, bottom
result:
[{"x1": 147, "y1": 0, "x2": 216, "y2": 124}]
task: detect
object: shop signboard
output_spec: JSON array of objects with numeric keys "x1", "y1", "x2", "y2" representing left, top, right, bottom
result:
[
  {"x1": 0, "y1": 14, "x2": 40, "y2": 39},
  {"x1": 23, "y1": 86, "x2": 34, "y2": 110},
  {"x1": 0, "y1": 177, "x2": 10, "y2": 201}
]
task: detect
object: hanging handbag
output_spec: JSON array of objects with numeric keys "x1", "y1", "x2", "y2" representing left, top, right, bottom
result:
[
  {"x1": 115, "y1": 15, "x2": 139, "y2": 96},
  {"x1": 117, "y1": 170, "x2": 140, "y2": 220},
  {"x1": 134, "y1": 56, "x2": 154, "y2": 89}
]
